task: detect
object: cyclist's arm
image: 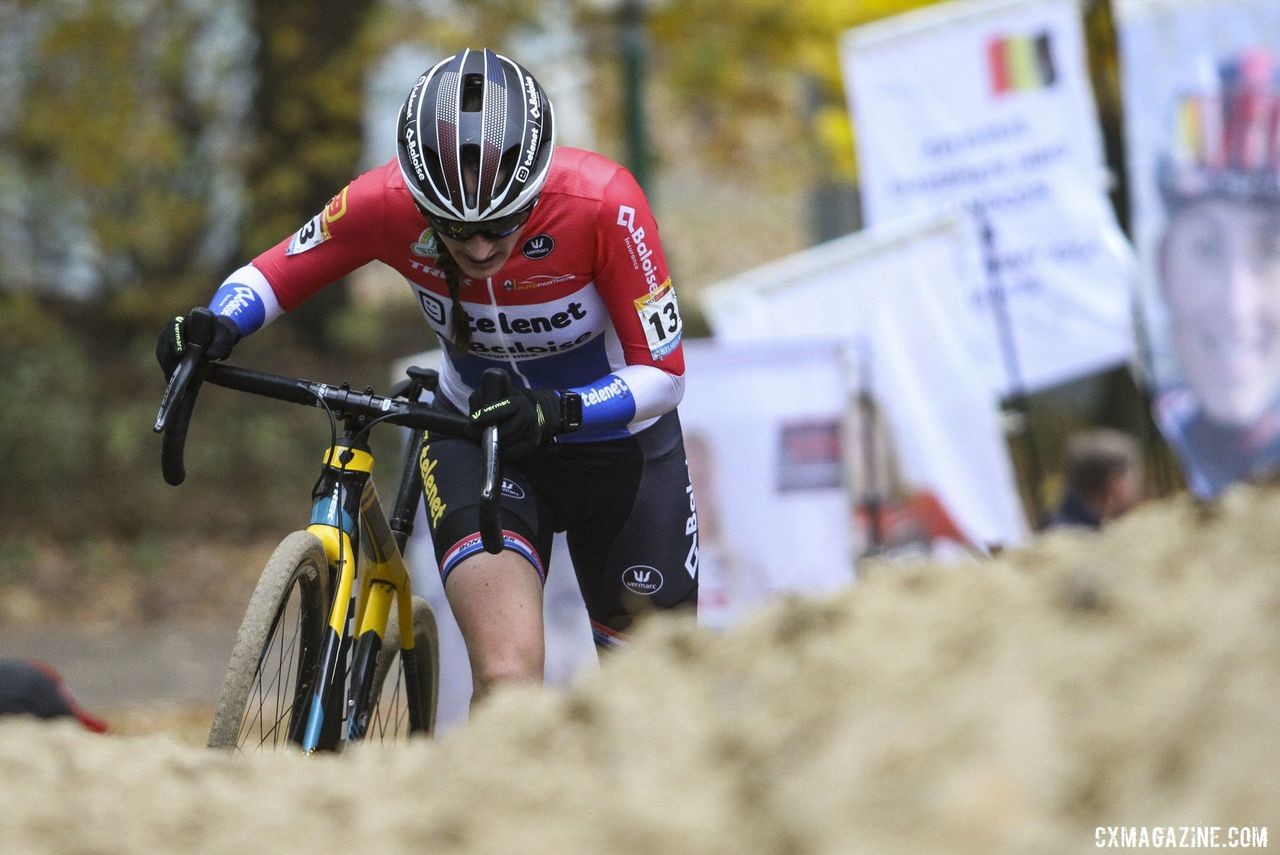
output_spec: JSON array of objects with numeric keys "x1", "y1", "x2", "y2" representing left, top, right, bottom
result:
[
  {"x1": 569, "y1": 164, "x2": 686, "y2": 432},
  {"x1": 207, "y1": 168, "x2": 391, "y2": 336}
]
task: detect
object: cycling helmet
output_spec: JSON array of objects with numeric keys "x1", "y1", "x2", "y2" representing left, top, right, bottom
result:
[
  {"x1": 396, "y1": 48, "x2": 556, "y2": 222},
  {"x1": 1159, "y1": 48, "x2": 1280, "y2": 206}
]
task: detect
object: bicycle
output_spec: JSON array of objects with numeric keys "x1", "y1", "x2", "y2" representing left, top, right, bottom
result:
[{"x1": 153, "y1": 308, "x2": 508, "y2": 752}]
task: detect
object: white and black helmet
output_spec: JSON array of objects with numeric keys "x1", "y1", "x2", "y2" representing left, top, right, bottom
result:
[{"x1": 396, "y1": 48, "x2": 556, "y2": 222}]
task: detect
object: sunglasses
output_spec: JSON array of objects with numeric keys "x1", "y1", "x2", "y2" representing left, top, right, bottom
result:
[{"x1": 422, "y1": 202, "x2": 536, "y2": 242}]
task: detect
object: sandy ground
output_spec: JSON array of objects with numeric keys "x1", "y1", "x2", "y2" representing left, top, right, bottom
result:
[{"x1": 1, "y1": 485, "x2": 1277, "y2": 853}]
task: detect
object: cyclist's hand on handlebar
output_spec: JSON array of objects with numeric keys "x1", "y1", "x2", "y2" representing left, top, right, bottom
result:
[
  {"x1": 468, "y1": 387, "x2": 577, "y2": 459},
  {"x1": 155, "y1": 312, "x2": 241, "y2": 379}
]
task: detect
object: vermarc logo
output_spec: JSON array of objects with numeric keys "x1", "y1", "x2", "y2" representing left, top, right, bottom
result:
[{"x1": 622, "y1": 565, "x2": 663, "y2": 596}]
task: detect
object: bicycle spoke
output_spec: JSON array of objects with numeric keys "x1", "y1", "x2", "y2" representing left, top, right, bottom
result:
[{"x1": 236, "y1": 580, "x2": 308, "y2": 750}]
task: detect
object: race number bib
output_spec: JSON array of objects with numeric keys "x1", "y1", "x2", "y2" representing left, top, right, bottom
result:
[
  {"x1": 286, "y1": 186, "x2": 350, "y2": 256},
  {"x1": 634, "y1": 278, "x2": 682, "y2": 360}
]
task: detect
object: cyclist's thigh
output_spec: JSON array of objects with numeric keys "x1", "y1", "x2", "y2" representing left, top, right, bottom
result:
[
  {"x1": 555, "y1": 411, "x2": 699, "y2": 645},
  {"x1": 419, "y1": 429, "x2": 553, "y2": 585}
]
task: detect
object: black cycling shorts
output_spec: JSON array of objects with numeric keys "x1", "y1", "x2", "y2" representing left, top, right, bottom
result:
[{"x1": 418, "y1": 408, "x2": 699, "y2": 647}]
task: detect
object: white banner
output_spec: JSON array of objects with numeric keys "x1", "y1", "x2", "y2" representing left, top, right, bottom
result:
[
  {"x1": 1116, "y1": 0, "x2": 1280, "y2": 497},
  {"x1": 841, "y1": 0, "x2": 1136, "y2": 394},
  {"x1": 703, "y1": 213, "x2": 1029, "y2": 552},
  {"x1": 678, "y1": 339, "x2": 855, "y2": 629}
]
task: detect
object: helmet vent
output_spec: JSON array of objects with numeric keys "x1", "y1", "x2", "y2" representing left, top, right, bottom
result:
[
  {"x1": 460, "y1": 144, "x2": 481, "y2": 208},
  {"x1": 461, "y1": 73, "x2": 485, "y2": 112},
  {"x1": 495, "y1": 145, "x2": 519, "y2": 193}
]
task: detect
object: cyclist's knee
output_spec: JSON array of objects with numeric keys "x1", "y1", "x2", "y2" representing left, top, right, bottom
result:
[{"x1": 471, "y1": 651, "x2": 542, "y2": 703}]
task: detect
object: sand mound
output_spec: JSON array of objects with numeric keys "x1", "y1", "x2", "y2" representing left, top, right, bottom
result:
[{"x1": 2, "y1": 486, "x2": 1277, "y2": 854}]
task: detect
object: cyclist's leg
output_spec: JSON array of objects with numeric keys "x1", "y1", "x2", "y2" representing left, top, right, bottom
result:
[
  {"x1": 419, "y1": 430, "x2": 554, "y2": 704},
  {"x1": 444, "y1": 550, "x2": 544, "y2": 703},
  {"x1": 555, "y1": 411, "x2": 699, "y2": 649}
]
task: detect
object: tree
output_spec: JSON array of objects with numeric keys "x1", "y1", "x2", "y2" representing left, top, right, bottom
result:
[{"x1": 2, "y1": 0, "x2": 253, "y2": 315}]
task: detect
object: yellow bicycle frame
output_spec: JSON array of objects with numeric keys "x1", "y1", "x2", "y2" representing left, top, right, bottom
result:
[{"x1": 300, "y1": 442, "x2": 419, "y2": 749}]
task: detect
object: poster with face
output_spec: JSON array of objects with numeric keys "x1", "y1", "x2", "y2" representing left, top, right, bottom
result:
[{"x1": 1117, "y1": 0, "x2": 1280, "y2": 497}]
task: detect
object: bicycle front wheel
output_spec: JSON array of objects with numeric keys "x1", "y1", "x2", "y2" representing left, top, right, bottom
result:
[
  {"x1": 208, "y1": 531, "x2": 329, "y2": 751},
  {"x1": 365, "y1": 595, "x2": 440, "y2": 742}
]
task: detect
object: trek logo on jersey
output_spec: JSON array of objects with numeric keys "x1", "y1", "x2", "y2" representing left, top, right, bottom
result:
[
  {"x1": 616, "y1": 205, "x2": 662, "y2": 291},
  {"x1": 522, "y1": 234, "x2": 554, "y2": 259},
  {"x1": 287, "y1": 185, "x2": 350, "y2": 255},
  {"x1": 622, "y1": 565, "x2": 663, "y2": 596}
]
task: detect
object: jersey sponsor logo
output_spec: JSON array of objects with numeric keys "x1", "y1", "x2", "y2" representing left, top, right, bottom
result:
[
  {"x1": 521, "y1": 233, "x2": 554, "y2": 259},
  {"x1": 581, "y1": 376, "x2": 630, "y2": 409},
  {"x1": 622, "y1": 565, "x2": 663, "y2": 596},
  {"x1": 325, "y1": 187, "x2": 349, "y2": 222},
  {"x1": 468, "y1": 330, "x2": 594, "y2": 357},
  {"x1": 411, "y1": 228, "x2": 441, "y2": 258},
  {"x1": 466, "y1": 301, "x2": 587, "y2": 336},
  {"x1": 454, "y1": 291, "x2": 605, "y2": 359},
  {"x1": 506, "y1": 272, "x2": 576, "y2": 292},
  {"x1": 616, "y1": 204, "x2": 662, "y2": 291},
  {"x1": 210, "y1": 283, "x2": 265, "y2": 336},
  {"x1": 500, "y1": 478, "x2": 526, "y2": 500},
  {"x1": 418, "y1": 291, "x2": 447, "y2": 325},
  {"x1": 287, "y1": 186, "x2": 350, "y2": 256}
]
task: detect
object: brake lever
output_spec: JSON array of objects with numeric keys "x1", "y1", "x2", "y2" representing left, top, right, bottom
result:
[{"x1": 154, "y1": 308, "x2": 216, "y2": 432}]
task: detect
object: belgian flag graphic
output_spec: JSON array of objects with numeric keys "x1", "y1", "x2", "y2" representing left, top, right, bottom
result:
[{"x1": 987, "y1": 32, "x2": 1057, "y2": 95}]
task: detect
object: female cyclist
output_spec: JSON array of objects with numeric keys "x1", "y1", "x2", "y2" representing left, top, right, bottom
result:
[{"x1": 157, "y1": 48, "x2": 699, "y2": 703}]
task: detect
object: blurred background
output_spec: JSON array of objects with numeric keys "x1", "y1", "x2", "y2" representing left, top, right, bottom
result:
[{"x1": 0, "y1": 0, "x2": 1200, "y2": 635}]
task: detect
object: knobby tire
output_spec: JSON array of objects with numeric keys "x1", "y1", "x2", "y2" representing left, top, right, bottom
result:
[{"x1": 207, "y1": 531, "x2": 329, "y2": 751}]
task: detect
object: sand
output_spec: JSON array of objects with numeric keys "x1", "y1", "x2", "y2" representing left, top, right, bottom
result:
[{"x1": 1, "y1": 485, "x2": 1276, "y2": 854}]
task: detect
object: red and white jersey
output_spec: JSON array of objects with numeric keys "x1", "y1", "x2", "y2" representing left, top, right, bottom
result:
[{"x1": 216, "y1": 148, "x2": 686, "y2": 441}]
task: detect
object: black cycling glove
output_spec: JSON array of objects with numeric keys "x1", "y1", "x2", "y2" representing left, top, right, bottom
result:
[
  {"x1": 155, "y1": 312, "x2": 241, "y2": 380},
  {"x1": 468, "y1": 387, "x2": 577, "y2": 459}
]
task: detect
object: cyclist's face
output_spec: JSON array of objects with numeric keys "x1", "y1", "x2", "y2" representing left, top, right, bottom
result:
[
  {"x1": 1161, "y1": 197, "x2": 1280, "y2": 425},
  {"x1": 437, "y1": 228, "x2": 526, "y2": 279}
]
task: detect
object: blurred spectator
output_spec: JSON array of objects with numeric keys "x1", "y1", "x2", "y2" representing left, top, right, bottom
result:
[
  {"x1": 1152, "y1": 48, "x2": 1280, "y2": 496},
  {"x1": 1047, "y1": 429, "x2": 1144, "y2": 530},
  {"x1": 0, "y1": 659, "x2": 108, "y2": 733}
]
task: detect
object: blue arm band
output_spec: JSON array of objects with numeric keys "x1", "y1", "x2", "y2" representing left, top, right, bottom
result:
[
  {"x1": 209, "y1": 282, "x2": 267, "y2": 337},
  {"x1": 569, "y1": 375, "x2": 636, "y2": 429}
]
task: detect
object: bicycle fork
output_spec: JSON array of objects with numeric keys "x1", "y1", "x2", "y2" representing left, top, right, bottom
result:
[
  {"x1": 298, "y1": 440, "x2": 427, "y2": 750},
  {"x1": 297, "y1": 440, "x2": 387, "y2": 752}
]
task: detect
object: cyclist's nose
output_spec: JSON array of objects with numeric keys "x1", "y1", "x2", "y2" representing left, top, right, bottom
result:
[{"x1": 463, "y1": 234, "x2": 499, "y2": 255}]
